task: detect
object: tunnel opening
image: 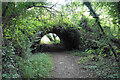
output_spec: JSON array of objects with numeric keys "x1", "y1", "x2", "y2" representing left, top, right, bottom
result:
[
  {"x1": 39, "y1": 33, "x2": 67, "y2": 52},
  {"x1": 40, "y1": 33, "x2": 60, "y2": 44},
  {"x1": 31, "y1": 27, "x2": 81, "y2": 53}
]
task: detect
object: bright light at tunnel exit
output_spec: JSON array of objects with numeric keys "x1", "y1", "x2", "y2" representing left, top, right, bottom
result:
[{"x1": 40, "y1": 33, "x2": 60, "y2": 44}]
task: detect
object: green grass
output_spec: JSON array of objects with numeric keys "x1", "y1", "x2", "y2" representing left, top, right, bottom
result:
[{"x1": 18, "y1": 53, "x2": 54, "y2": 78}]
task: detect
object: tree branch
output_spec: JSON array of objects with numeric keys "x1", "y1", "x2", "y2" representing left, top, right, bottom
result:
[
  {"x1": 83, "y1": 2, "x2": 119, "y2": 62},
  {"x1": 34, "y1": 3, "x2": 63, "y2": 22},
  {"x1": 83, "y1": 2, "x2": 105, "y2": 35}
]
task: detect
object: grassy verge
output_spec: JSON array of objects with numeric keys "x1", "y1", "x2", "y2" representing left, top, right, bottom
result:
[
  {"x1": 71, "y1": 51, "x2": 119, "y2": 78},
  {"x1": 18, "y1": 53, "x2": 54, "y2": 78}
]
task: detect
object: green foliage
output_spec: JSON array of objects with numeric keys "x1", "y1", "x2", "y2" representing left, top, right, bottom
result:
[
  {"x1": 91, "y1": 2, "x2": 120, "y2": 39},
  {"x1": 81, "y1": 56, "x2": 119, "y2": 78},
  {"x1": 74, "y1": 49, "x2": 119, "y2": 78},
  {"x1": 2, "y1": 1, "x2": 120, "y2": 78},
  {"x1": 2, "y1": 41, "x2": 22, "y2": 78},
  {"x1": 41, "y1": 39, "x2": 60, "y2": 44},
  {"x1": 19, "y1": 53, "x2": 54, "y2": 78},
  {"x1": 48, "y1": 39, "x2": 60, "y2": 44}
]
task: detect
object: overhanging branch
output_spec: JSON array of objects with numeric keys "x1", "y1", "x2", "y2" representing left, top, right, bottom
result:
[{"x1": 83, "y1": 2, "x2": 119, "y2": 62}]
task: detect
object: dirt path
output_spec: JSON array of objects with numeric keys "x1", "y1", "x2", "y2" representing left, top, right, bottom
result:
[
  {"x1": 48, "y1": 51, "x2": 95, "y2": 78},
  {"x1": 41, "y1": 44, "x2": 95, "y2": 78}
]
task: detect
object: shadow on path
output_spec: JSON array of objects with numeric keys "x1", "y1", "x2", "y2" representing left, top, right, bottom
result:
[{"x1": 40, "y1": 44, "x2": 67, "y2": 52}]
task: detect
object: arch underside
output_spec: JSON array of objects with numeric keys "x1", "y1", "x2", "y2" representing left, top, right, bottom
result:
[{"x1": 31, "y1": 27, "x2": 81, "y2": 53}]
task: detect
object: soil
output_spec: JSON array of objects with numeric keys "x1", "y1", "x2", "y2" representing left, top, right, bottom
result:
[{"x1": 40, "y1": 44, "x2": 96, "y2": 78}]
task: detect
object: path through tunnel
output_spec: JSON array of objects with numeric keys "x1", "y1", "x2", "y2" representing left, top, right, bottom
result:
[
  {"x1": 31, "y1": 27, "x2": 81, "y2": 53},
  {"x1": 39, "y1": 33, "x2": 67, "y2": 52}
]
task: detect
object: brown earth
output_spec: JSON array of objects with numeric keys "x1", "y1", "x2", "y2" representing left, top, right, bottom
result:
[{"x1": 40, "y1": 44, "x2": 96, "y2": 78}]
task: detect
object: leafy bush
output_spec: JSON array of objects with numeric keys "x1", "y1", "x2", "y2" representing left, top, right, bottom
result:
[
  {"x1": 75, "y1": 50, "x2": 119, "y2": 78},
  {"x1": 2, "y1": 41, "x2": 22, "y2": 78},
  {"x1": 18, "y1": 53, "x2": 54, "y2": 78}
]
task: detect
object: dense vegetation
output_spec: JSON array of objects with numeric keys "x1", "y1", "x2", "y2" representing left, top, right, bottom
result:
[{"x1": 1, "y1": 1, "x2": 120, "y2": 78}]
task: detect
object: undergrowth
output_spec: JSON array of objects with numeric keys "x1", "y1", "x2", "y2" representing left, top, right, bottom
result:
[
  {"x1": 71, "y1": 50, "x2": 119, "y2": 78},
  {"x1": 18, "y1": 53, "x2": 54, "y2": 78}
]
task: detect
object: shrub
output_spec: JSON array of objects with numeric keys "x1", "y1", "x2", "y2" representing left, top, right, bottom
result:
[
  {"x1": 77, "y1": 50, "x2": 119, "y2": 78},
  {"x1": 18, "y1": 53, "x2": 54, "y2": 78}
]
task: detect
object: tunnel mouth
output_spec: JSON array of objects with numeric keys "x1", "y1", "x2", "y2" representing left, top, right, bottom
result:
[
  {"x1": 40, "y1": 33, "x2": 60, "y2": 44},
  {"x1": 31, "y1": 28, "x2": 81, "y2": 53},
  {"x1": 39, "y1": 33, "x2": 67, "y2": 52}
]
